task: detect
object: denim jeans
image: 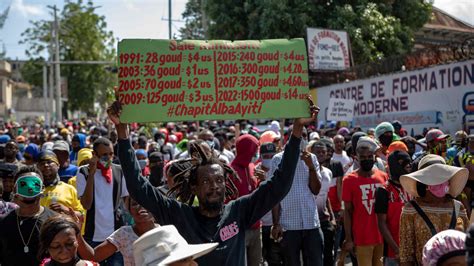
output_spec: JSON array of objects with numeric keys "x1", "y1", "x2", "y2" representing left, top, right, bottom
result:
[
  {"x1": 280, "y1": 228, "x2": 324, "y2": 266},
  {"x1": 87, "y1": 240, "x2": 124, "y2": 266}
]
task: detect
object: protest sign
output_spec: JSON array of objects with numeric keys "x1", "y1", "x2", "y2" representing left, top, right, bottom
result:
[
  {"x1": 326, "y1": 98, "x2": 355, "y2": 121},
  {"x1": 117, "y1": 39, "x2": 310, "y2": 123}
]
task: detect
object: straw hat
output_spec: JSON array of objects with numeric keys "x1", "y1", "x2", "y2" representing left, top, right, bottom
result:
[
  {"x1": 133, "y1": 225, "x2": 218, "y2": 265},
  {"x1": 400, "y1": 154, "x2": 468, "y2": 197}
]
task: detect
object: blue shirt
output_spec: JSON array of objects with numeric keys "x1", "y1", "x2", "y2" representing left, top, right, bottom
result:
[
  {"x1": 270, "y1": 152, "x2": 322, "y2": 230},
  {"x1": 58, "y1": 164, "x2": 78, "y2": 183}
]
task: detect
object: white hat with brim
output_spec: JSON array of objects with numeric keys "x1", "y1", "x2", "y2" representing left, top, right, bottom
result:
[
  {"x1": 400, "y1": 155, "x2": 468, "y2": 198},
  {"x1": 133, "y1": 225, "x2": 218, "y2": 266}
]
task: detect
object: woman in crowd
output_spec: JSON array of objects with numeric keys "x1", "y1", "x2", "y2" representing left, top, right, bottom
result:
[
  {"x1": 38, "y1": 215, "x2": 98, "y2": 266},
  {"x1": 399, "y1": 154, "x2": 469, "y2": 265},
  {"x1": 422, "y1": 230, "x2": 466, "y2": 266},
  {"x1": 78, "y1": 197, "x2": 158, "y2": 266}
]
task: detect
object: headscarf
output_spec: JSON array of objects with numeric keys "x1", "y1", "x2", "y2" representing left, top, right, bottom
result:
[{"x1": 77, "y1": 148, "x2": 93, "y2": 167}]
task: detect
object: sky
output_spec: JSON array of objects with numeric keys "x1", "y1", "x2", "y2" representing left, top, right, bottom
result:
[{"x1": 1, "y1": 0, "x2": 473, "y2": 60}]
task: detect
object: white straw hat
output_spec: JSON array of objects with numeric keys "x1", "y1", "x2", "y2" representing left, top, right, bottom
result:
[
  {"x1": 133, "y1": 225, "x2": 218, "y2": 266},
  {"x1": 400, "y1": 154, "x2": 468, "y2": 197}
]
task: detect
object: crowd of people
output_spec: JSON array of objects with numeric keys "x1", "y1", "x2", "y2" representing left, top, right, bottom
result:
[{"x1": 0, "y1": 97, "x2": 474, "y2": 265}]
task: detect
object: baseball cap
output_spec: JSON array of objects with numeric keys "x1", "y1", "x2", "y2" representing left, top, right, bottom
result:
[
  {"x1": 375, "y1": 122, "x2": 395, "y2": 139},
  {"x1": 425, "y1": 129, "x2": 449, "y2": 142},
  {"x1": 260, "y1": 142, "x2": 277, "y2": 155},
  {"x1": 53, "y1": 140, "x2": 70, "y2": 153}
]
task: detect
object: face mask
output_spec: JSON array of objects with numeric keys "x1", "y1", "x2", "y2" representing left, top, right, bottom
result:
[
  {"x1": 428, "y1": 181, "x2": 449, "y2": 198},
  {"x1": 360, "y1": 159, "x2": 375, "y2": 172},
  {"x1": 138, "y1": 159, "x2": 147, "y2": 170},
  {"x1": 251, "y1": 152, "x2": 259, "y2": 163},
  {"x1": 99, "y1": 156, "x2": 111, "y2": 168},
  {"x1": 206, "y1": 140, "x2": 215, "y2": 149},
  {"x1": 379, "y1": 135, "x2": 393, "y2": 147},
  {"x1": 300, "y1": 139, "x2": 308, "y2": 152},
  {"x1": 157, "y1": 139, "x2": 165, "y2": 147},
  {"x1": 18, "y1": 143, "x2": 25, "y2": 153},
  {"x1": 15, "y1": 175, "x2": 43, "y2": 198},
  {"x1": 262, "y1": 158, "x2": 272, "y2": 169}
]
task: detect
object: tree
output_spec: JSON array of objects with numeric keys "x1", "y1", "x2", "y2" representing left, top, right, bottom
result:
[
  {"x1": 20, "y1": 0, "x2": 116, "y2": 115},
  {"x1": 179, "y1": 0, "x2": 206, "y2": 39},
  {"x1": 179, "y1": 0, "x2": 432, "y2": 64},
  {"x1": 0, "y1": 5, "x2": 10, "y2": 59}
]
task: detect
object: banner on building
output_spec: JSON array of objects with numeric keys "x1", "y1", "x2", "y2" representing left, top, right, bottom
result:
[{"x1": 307, "y1": 28, "x2": 350, "y2": 71}]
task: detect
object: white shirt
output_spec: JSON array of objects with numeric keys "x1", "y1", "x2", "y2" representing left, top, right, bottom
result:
[
  {"x1": 315, "y1": 166, "x2": 332, "y2": 212},
  {"x1": 332, "y1": 151, "x2": 352, "y2": 173},
  {"x1": 77, "y1": 166, "x2": 129, "y2": 242}
]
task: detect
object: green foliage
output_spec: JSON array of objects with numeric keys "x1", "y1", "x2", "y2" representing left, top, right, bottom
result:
[
  {"x1": 179, "y1": 0, "x2": 206, "y2": 39},
  {"x1": 19, "y1": 0, "x2": 116, "y2": 114},
  {"x1": 180, "y1": 0, "x2": 432, "y2": 64}
]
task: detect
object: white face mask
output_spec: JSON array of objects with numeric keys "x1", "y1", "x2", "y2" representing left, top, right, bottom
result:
[
  {"x1": 262, "y1": 158, "x2": 272, "y2": 169},
  {"x1": 138, "y1": 159, "x2": 147, "y2": 170}
]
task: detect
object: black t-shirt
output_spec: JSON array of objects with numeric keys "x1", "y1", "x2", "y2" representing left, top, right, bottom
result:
[
  {"x1": 374, "y1": 186, "x2": 389, "y2": 214},
  {"x1": 0, "y1": 207, "x2": 56, "y2": 266},
  {"x1": 118, "y1": 135, "x2": 301, "y2": 266}
]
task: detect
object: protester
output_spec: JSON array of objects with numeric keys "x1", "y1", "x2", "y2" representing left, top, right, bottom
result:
[
  {"x1": 230, "y1": 134, "x2": 262, "y2": 266},
  {"x1": 37, "y1": 151, "x2": 84, "y2": 218},
  {"x1": 422, "y1": 230, "x2": 466, "y2": 266},
  {"x1": 413, "y1": 129, "x2": 449, "y2": 170},
  {"x1": 23, "y1": 143, "x2": 41, "y2": 165},
  {"x1": 133, "y1": 225, "x2": 218, "y2": 266},
  {"x1": 147, "y1": 151, "x2": 164, "y2": 187},
  {"x1": 38, "y1": 215, "x2": 98, "y2": 266},
  {"x1": 0, "y1": 177, "x2": 17, "y2": 218},
  {"x1": 375, "y1": 122, "x2": 395, "y2": 161},
  {"x1": 342, "y1": 136, "x2": 388, "y2": 266},
  {"x1": 399, "y1": 154, "x2": 469, "y2": 265},
  {"x1": 78, "y1": 197, "x2": 158, "y2": 265},
  {"x1": 375, "y1": 150, "x2": 412, "y2": 266},
  {"x1": 257, "y1": 142, "x2": 283, "y2": 266},
  {"x1": 70, "y1": 133, "x2": 87, "y2": 166},
  {"x1": 53, "y1": 140, "x2": 78, "y2": 183},
  {"x1": 0, "y1": 166, "x2": 56, "y2": 265},
  {"x1": 108, "y1": 96, "x2": 319, "y2": 265},
  {"x1": 76, "y1": 137, "x2": 129, "y2": 265},
  {"x1": 271, "y1": 127, "x2": 323, "y2": 266},
  {"x1": 332, "y1": 134, "x2": 352, "y2": 173},
  {"x1": 311, "y1": 140, "x2": 336, "y2": 266}
]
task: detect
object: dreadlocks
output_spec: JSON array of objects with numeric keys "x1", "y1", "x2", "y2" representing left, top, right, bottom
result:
[{"x1": 167, "y1": 141, "x2": 240, "y2": 205}]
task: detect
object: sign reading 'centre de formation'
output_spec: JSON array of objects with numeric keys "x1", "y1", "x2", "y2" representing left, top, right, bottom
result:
[{"x1": 117, "y1": 39, "x2": 310, "y2": 123}]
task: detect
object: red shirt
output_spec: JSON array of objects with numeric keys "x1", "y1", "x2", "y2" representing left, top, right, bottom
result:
[{"x1": 342, "y1": 169, "x2": 388, "y2": 246}]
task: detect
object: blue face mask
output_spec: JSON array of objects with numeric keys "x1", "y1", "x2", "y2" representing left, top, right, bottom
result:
[
  {"x1": 138, "y1": 159, "x2": 147, "y2": 170},
  {"x1": 206, "y1": 140, "x2": 215, "y2": 149}
]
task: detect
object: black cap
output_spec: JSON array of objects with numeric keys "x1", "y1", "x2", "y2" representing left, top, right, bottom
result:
[{"x1": 260, "y1": 142, "x2": 276, "y2": 154}]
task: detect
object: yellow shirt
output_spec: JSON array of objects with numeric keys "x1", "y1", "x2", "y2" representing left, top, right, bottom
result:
[{"x1": 41, "y1": 181, "x2": 85, "y2": 215}]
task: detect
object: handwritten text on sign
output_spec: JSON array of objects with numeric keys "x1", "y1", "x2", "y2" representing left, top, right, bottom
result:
[
  {"x1": 327, "y1": 98, "x2": 355, "y2": 121},
  {"x1": 117, "y1": 39, "x2": 310, "y2": 123}
]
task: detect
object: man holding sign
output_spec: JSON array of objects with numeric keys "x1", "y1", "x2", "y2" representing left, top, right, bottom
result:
[{"x1": 107, "y1": 95, "x2": 318, "y2": 265}]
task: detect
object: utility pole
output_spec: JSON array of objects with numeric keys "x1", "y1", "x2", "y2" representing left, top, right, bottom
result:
[
  {"x1": 47, "y1": 5, "x2": 62, "y2": 122},
  {"x1": 168, "y1": 0, "x2": 172, "y2": 39},
  {"x1": 48, "y1": 21, "x2": 54, "y2": 126}
]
